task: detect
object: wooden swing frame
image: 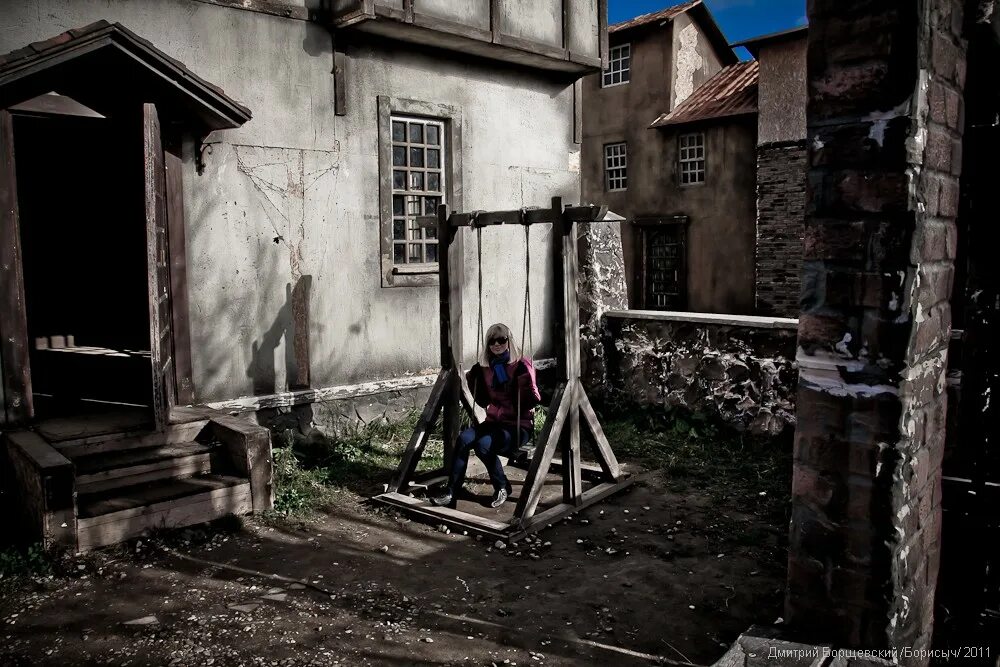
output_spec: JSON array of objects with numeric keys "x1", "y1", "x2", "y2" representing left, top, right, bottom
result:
[{"x1": 373, "y1": 197, "x2": 633, "y2": 542}]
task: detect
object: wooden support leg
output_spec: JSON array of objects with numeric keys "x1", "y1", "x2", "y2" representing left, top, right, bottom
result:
[
  {"x1": 562, "y1": 379, "x2": 583, "y2": 506},
  {"x1": 513, "y1": 383, "x2": 571, "y2": 522},
  {"x1": 577, "y1": 384, "x2": 622, "y2": 482},
  {"x1": 388, "y1": 368, "x2": 450, "y2": 493}
]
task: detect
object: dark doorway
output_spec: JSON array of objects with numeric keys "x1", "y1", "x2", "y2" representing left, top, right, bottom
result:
[
  {"x1": 12, "y1": 104, "x2": 153, "y2": 420},
  {"x1": 637, "y1": 218, "x2": 688, "y2": 310}
]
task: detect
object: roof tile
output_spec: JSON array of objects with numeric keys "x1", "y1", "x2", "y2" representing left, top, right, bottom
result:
[
  {"x1": 650, "y1": 60, "x2": 759, "y2": 128},
  {"x1": 609, "y1": 0, "x2": 701, "y2": 34}
]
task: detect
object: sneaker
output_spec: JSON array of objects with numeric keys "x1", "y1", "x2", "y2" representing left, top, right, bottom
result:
[
  {"x1": 430, "y1": 489, "x2": 453, "y2": 506},
  {"x1": 490, "y1": 487, "x2": 508, "y2": 509}
]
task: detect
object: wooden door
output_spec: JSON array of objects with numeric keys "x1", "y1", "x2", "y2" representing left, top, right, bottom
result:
[
  {"x1": 643, "y1": 224, "x2": 686, "y2": 310},
  {"x1": 0, "y1": 109, "x2": 32, "y2": 425},
  {"x1": 143, "y1": 103, "x2": 175, "y2": 429}
]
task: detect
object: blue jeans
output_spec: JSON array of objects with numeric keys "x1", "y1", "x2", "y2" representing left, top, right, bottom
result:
[{"x1": 448, "y1": 423, "x2": 530, "y2": 493}]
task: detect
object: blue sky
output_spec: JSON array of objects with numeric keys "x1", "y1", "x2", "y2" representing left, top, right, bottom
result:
[{"x1": 609, "y1": 0, "x2": 807, "y2": 55}]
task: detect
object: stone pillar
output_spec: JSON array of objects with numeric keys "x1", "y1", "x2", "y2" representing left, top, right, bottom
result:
[
  {"x1": 578, "y1": 220, "x2": 628, "y2": 395},
  {"x1": 788, "y1": 0, "x2": 966, "y2": 659},
  {"x1": 755, "y1": 141, "x2": 808, "y2": 318}
]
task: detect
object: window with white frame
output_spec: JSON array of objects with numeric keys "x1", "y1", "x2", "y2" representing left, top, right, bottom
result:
[
  {"x1": 390, "y1": 115, "x2": 445, "y2": 267},
  {"x1": 605, "y1": 143, "x2": 628, "y2": 191},
  {"x1": 602, "y1": 44, "x2": 631, "y2": 87},
  {"x1": 679, "y1": 133, "x2": 705, "y2": 185}
]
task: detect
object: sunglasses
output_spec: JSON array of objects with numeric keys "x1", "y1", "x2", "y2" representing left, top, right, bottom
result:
[{"x1": 488, "y1": 336, "x2": 509, "y2": 346}]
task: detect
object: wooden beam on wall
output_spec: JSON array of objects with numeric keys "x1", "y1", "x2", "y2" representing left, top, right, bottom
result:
[
  {"x1": 573, "y1": 80, "x2": 583, "y2": 145},
  {"x1": 598, "y1": 0, "x2": 609, "y2": 68},
  {"x1": 333, "y1": 34, "x2": 347, "y2": 117},
  {"x1": 0, "y1": 110, "x2": 33, "y2": 424}
]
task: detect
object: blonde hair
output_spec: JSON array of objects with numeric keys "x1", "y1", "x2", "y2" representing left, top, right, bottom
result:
[{"x1": 478, "y1": 322, "x2": 522, "y2": 367}]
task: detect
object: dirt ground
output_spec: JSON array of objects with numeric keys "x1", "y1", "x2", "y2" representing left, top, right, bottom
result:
[{"x1": 0, "y1": 466, "x2": 787, "y2": 667}]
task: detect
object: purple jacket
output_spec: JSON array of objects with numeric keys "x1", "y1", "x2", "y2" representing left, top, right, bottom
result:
[{"x1": 466, "y1": 357, "x2": 542, "y2": 430}]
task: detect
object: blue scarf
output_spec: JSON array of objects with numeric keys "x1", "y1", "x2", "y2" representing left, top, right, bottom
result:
[{"x1": 490, "y1": 351, "x2": 511, "y2": 389}]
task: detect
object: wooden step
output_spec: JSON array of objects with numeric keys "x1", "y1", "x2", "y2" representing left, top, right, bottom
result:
[
  {"x1": 76, "y1": 474, "x2": 251, "y2": 551},
  {"x1": 54, "y1": 419, "x2": 210, "y2": 458},
  {"x1": 73, "y1": 442, "x2": 220, "y2": 494}
]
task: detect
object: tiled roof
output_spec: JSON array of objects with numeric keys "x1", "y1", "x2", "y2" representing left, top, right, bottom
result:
[
  {"x1": 0, "y1": 20, "x2": 251, "y2": 128},
  {"x1": 609, "y1": 0, "x2": 701, "y2": 33},
  {"x1": 650, "y1": 60, "x2": 759, "y2": 128}
]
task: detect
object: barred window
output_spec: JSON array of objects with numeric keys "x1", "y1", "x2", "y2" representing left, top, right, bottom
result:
[
  {"x1": 602, "y1": 44, "x2": 631, "y2": 87},
  {"x1": 679, "y1": 133, "x2": 705, "y2": 185},
  {"x1": 605, "y1": 143, "x2": 628, "y2": 191},
  {"x1": 390, "y1": 116, "x2": 445, "y2": 267}
]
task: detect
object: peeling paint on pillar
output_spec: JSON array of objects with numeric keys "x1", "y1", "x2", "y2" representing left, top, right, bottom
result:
[{"x1": 578, "y1": 219, "x2": 628, "y2": 395}]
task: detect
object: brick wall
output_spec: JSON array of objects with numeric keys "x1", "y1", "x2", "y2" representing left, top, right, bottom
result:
[
  {"x1": 756, "y1": 142, "x2": 808, "y2": 318},
  {"x1": 788, "y1": 0, "x2": 967, "y2": 660}
]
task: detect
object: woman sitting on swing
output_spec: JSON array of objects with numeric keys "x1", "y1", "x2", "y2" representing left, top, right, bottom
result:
[{"x1": 432, "y1": 323, "x2": 542, "y2": 509}]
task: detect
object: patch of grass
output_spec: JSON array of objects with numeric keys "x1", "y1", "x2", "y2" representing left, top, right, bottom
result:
[
  {"x1": 269, "y1": 411, "x2": 424, "y2": 516},
  {"x1": 0, "y1": 543, "x2": 52, "y2": 590},
  {"x1": 599, "y1": 404, "x2": 793, "y2": 522}
]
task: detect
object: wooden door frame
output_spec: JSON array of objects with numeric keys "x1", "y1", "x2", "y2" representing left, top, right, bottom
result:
[
  {"x1": 635, "y1": 215, "x2": 689, "y2": 311},
  {"x1": 0, "y1": 102, "x2": 195, "y2": 427}
]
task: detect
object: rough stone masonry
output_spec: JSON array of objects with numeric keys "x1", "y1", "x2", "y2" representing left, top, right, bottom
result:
[{"x1": 787, "y1": 0, "x2": 967, "y2": 660}]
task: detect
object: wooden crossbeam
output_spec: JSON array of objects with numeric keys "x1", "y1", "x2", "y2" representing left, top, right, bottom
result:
[
  {"x1": 387, "y1": 368, "x2": 450, "y2": 493},
  {"x1": 412, "y1": 204, "x2": 614, "y2": 231}
]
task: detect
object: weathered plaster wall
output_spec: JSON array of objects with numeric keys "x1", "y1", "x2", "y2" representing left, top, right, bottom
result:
[
  {"x1": 757, "y1": 38, "x2": 808, "y2": 145},
  {"x1": 669, "y1": 13, "x2": 722, "y2": 111},
  {"x1": 581, "y1": 15, "x2": 726, "y2": 310},
  {"x1": 578, "y1": 220, "x2": 628, "y2": 394},
  {"x1": 1, "y1": 0, "x2": 582, "y2": 406},
  {"x1": 638, "y1": 120, "x2": 758, "y2": 314},
  {"x1": 603, "y1": 311, "x2": 798, "y2": 436}
]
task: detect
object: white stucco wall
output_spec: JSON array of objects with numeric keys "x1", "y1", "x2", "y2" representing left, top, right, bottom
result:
[{"x1": 1, "y1": 0, "x2": 582, "y2": 403}]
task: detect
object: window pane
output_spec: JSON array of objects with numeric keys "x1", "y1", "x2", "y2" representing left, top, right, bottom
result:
[
  {"x1": 424, "y1": 196, "x2": 439, "y2": 215},
  {"x1": 409, "y1": 147, "x2": 424, "y2": 168},
  {"x1": 427, "y1": 149, "x2": 440, "y2": 169},
  {"x1": 426, "y1": 125, "x2": 440, "y2": 146},
  {"x1": 393, "y1": 170, "x2": 406, "y2": 189},
  {"x1": 409, "y1": 172, "x2": 424, "y2": 191},
  {"x1": 406, "y1": 196, "x2": 421, "y2": 215},
  {"x1": 393, "y1": 146, "x2": 407, "y2": 167},
  {"x1": 394, "y1": 243, "x2": 406, "y2": 263},
  {"x1": 426, "y1": 243, "x2": 438, "y2": 263},
  {"x1": 427, "y1": 173, "x2": 441, "y2": 192},
  {"x1": 425, "y1": 225, "x2": 438, "y2": 240},
  {"x1": 408, "y1": 122, "x2": 423, "y2": 143},
  {"x1": 409, "y1": 244, "x2": 422, "y2": 262},
  {"x1": 410, "y1": 226, "x2": 423, "y2": 240},
  {"x1": 392, "y1": 195, "x2": 404, "y2": 216},
  {"x1": 392, "y1": 121, "x2": 406, "y2": 142},
  {"x1": 393, "y1": 219, "x2": 406, "y2": 240}
]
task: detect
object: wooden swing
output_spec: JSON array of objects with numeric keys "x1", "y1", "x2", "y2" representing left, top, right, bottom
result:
[{"x1": 373, "y1": 197, "x2": 633, "y2": 542}]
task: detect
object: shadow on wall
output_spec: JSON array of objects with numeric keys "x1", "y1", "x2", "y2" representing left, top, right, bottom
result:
[{"x1": 247, "y1": 277, "x2": 313, "y2": 397}]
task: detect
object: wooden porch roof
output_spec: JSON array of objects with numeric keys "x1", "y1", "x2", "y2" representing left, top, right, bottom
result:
[{"x1": 0, "y1": 20, "x2": 251, "y2": 132}]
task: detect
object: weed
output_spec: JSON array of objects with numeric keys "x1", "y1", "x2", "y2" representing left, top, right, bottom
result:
[{"x1": 0, "y1": 543, "x2": 52, "y2": 589}]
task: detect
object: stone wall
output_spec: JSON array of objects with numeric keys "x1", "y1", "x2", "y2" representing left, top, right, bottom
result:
[
  {"x1": 756, "y1": 142, "x2": 808, "y2": 318},
  {"x1": 788, "y1": 0, "x2": 967, "y2": 658},
  {"x1": 578, "y1": 220, "x2": 629, "y2": 395},
  {"x1": 602, "y1": 311, "x2": 798, "y2": 436}
]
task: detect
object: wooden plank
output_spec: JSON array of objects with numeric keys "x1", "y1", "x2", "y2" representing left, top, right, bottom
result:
[
  {"x1": 510, "y1": 478, "x2": 634, "y2": 541},
  {"x1": 458, "y1": 371, "x2": 485, "y2": 425},
  {"x1": 37, "y1": 410, "x2": 153, "y2": 443},
  {"x1": 78, "y1": 474, "x2": 249, "y2": 523},
  {"x1": 598, "y1": 0, "x2": 609, "y2": 67},
  {"x1": 490, "y1": 0, "x2": 501, "y2": 43},
  {"x1": 549, "y1": 197, "x2": 568, "y2": 381},
  {"x1": 374, "y1": 491, "x2": 510, "y2": 535},
  {"x1": 441, "y1": 204, "x2": 462, "y2": 465},
  {"x1": 333, "y1": 36, "x2": 347, "y2": 117},
  {"x1": 573, "y1": 80, "x2": 583, "y2": 145},
  {"x1": 77, "y1": 482, "x2": 251, "y2": 551},
  {"x1": 9, "y1": 93, "x2": 104, "y2": 118},
  {"x1": 164, "y1": 145, "x2": 195, "y2": 405},
  {"x1": 562, "y1": 215, "x2": 582, "y2": 381},
  {"x1": 0, "y1": 110, "x2": 32, "y2": 424},
  {"x1": 562, "y1": 380, "x2": 582, "y2": 505},
  {"x1": 388, "y1": 368, "x2": 450, "y2": 493},
  {"x1": 210, "y1": 414, "x2": 274, "y2": 512},
  {"x1": 144, "y1": 102, "x2": 173, "y2": 430},
  {"x1": 7, "y1": 431, "x2": 72, "y2": 471},
  {"x1": 57, "y1": 420, "x2": 210, "y2": 458},
  {"x1": 77, "y1": 453, "x2": 214, "y2": 495},
  {"x1": 513, "y1": 382, "x2": 571, "y2": 521},
  {"x1": 577, "y1": 384, "x2": 622, "y2": 481}
]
